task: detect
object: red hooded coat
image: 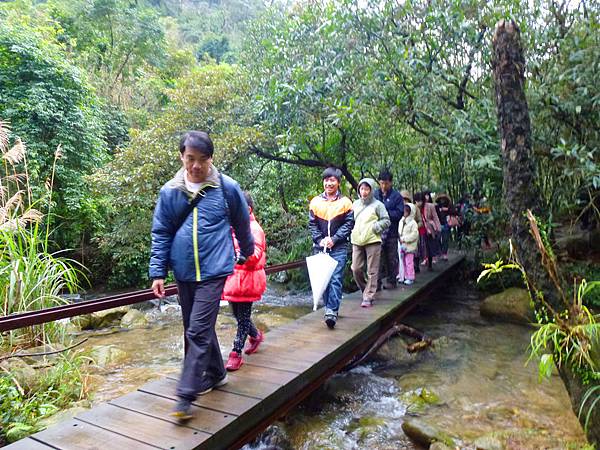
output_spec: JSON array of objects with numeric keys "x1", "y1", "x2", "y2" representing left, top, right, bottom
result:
[{"x1": 222, "y1": 213, "x2": 267, "y2": 302}]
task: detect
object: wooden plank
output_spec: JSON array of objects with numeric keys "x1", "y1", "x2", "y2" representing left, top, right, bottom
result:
[
  {"x1": 164, "y1": 373, "x2": 280, "y2": 400},
  {"x1": 240, "y1": 352, "x2": 311, "y2": 373},
  {"x1": 221, "y1": 363, "x2": 298, "y2": 385},
  {"x1": 110, "y1": 390, "x2": 236, "y2": 434},
  {"x1": 24, "y1": 419, "x2": 158, "y2": 450},
  {"x1": 139, "y1": 378, "x2": 260, "y2": 416},
  {"x1": 3, "y1": 438, "x2": 53, "y2": 449},
  {"x1": 75, "y1": 403, "x2": 210, "y2": 449}
]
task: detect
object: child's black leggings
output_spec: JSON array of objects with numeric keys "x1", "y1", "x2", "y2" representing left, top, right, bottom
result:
[{"x1": 230, "y1": 302, "x2": 258, "y2": 354}]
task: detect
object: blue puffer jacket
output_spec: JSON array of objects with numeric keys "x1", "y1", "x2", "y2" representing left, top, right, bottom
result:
[
  {"x1": 149, "y1": 167, "x2": 254, "y2": 282},
  {"x1": 374, "y1": 188, "x2": 404, "y2": 240}
]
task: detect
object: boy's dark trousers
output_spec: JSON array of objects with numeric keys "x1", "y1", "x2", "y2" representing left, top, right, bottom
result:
[{"x1": 176, "y1": 277, "x2": 227, "y2": 401}]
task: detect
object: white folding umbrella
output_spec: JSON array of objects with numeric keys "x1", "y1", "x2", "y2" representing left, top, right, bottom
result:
[
  {"x1": 397, "y1": 241, "x2": 405, "y2": 283},
  {"x1": 305, "y1": 251, "x2": 339, "y2": 311}
]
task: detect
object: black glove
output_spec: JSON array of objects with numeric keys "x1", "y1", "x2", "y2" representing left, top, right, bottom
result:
[{"x1": 235, "y1": 254, "x2": 247, "y2": 265}]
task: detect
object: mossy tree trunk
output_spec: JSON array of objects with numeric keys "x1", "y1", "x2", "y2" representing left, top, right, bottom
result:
[{"x1": 492, "y1": 19, "x2": 599, "y2": 444}]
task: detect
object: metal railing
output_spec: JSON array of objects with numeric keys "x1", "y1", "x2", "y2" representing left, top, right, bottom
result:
[{"x1": 0, "y1": 260, "x2": 306, "y2": 332}]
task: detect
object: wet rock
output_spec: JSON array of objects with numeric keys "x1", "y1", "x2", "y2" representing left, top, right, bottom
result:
[
  {"x1": 430, "y1": 443, "x2": 454, "y2": 450},
  {"x1": 16, "y1": 343, "x2": 66, "y2": 364},
  {"x1": 89, "y1": 345, "x2": 128, "y2": 368},
  {"x1": 346, "y1": 416, "x2": 386, "y2": 441},
  {"x1": 473, "y1": 435, "x2": 503, "y2": 450},
  {"x1": 1, "y1": 358, "x2": 38, "y2": 392},
  {"x1": 401, "y1": 419, "x2": 455, "y2": 447},
  {"x1": 399, "y1": 387, "x2": 441, "y2": 414},
  {"x1": 120, "y1": 309, "x2": 149, "y2": 329},
  {"x1": 480, "y1": 288, "x2": 534, "y2": 325},
  {"x1": 93, "y1": 306, "x2": 130, "y2": 328}
]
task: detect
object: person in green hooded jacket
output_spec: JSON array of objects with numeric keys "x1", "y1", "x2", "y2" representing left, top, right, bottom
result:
[{"x1": 350, "y1": 178, "x2": 390, "y2": 307}]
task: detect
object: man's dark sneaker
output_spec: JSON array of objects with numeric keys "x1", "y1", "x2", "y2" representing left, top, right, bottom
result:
[
  {"x1": 383, "y1": 281, "x2": 396, "y2": 290},
  {"x1": 170, "y1": 399, "x2": 193, "y2": 423},
  {"x1": 325, "y1": 315, "x2": 336, "y2": 329}
]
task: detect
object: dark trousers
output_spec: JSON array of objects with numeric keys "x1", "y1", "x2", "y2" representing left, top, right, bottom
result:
[
  {"x1": 176, "y1": 277, "x2": 227, "y2": 401},
  {"x1": 230, "y1": 302, "x2": 258, "y2": 354},
  {"x1": 378, "y1": 238, "x2": 399, "y2": 287}
]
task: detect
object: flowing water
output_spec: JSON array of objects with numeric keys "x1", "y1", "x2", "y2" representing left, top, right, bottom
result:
[{"x1": 77, "y1": 283, "x2": 586, "y2": 449}]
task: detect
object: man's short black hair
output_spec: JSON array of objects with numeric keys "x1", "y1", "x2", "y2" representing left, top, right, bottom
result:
[
  {"x1": 243, "y1": 191, "x2": 254, "y2": 210},
  {"x1": 322, "y1": 167, "x2": 342, "y2": 182},
  {"x1": 179, "y1": 131, "x2": 214, "y2": 157},
  {"x1": 378, "y1": 169, "x2": 393, "y2": 182}
]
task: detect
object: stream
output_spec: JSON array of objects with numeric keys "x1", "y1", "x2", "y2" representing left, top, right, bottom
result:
[{"x1": 77, "y1": 283, "x2": 586, "y2": 449}]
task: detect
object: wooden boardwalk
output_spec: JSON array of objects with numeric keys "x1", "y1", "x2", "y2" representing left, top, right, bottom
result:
[{"x1": 8, "y1": 253, "x2": 463, "y2": 450}]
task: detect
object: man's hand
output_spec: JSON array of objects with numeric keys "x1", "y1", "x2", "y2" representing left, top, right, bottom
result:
[
  {"x1": 319, "y1": 237, "x2": 334, "y2": 249},
  {"x1": 152, "y1": 279, "x2": 165, "y2": 298}
]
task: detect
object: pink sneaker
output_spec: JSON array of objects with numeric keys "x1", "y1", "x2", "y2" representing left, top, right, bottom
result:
[
  {"x1": 225, "y1": 351, "x2": 243, "y2": 371},
  {"x1": 244, "y1": 330, "x2": 264, "y2": 355}
]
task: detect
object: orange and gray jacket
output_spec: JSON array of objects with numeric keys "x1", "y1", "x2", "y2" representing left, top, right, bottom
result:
[{"x1": 308, "y1": 191, "x2": 354, "y2": 250}]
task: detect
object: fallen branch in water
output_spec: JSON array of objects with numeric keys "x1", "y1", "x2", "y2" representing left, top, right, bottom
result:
[
  {"x1": 342, "y1": 323, "x2": 432, "y2": 371},
  {"x1": 0, "y1": 338, "x2": 88, "y2": 362}
]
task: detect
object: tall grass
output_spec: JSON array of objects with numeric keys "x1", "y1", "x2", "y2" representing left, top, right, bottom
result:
[{"x1": 0, "y1": 120, "x2": 86, "y2": 348}]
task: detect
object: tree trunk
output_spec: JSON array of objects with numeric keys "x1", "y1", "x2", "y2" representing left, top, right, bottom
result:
[{"x1": 492, "y1": 19, "x2": 599, "y2": 444}]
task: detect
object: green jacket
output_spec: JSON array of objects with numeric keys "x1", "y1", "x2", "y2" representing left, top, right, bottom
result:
[{"x1": 351, "y1": 178, "x2": 390, "y2": 246}]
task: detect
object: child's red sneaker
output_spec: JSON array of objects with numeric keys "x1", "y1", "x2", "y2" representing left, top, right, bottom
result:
[
  {"x1": 225, "y1": 351, "x2": 243, "y2": 371},
  {"x1": 244, "y1": 330, "x2": 264, "y2": 355}
]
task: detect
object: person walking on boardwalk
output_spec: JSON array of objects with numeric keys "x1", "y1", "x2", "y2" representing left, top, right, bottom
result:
[
  {"x1": 414, "y1": 192, "x2": 441, "y2": 271},
  {"x1": 398, "y1": 203, "x2": 419, "y2": 285},
  {"x1": 351, "y1": 178, "x2": 390, "y2": 307},
  {"x1": 374, "y1": 169, "x2": 404, "y2": 290},
  {"x1": 308, "y1": 167, "x2": 354, "y2": 329},
  {"x1": 222, "y1": 192, "x2": 267, "y2": 371},
  {"x1": 149, "y1": 131, "x2": 254, "y2": 421}
]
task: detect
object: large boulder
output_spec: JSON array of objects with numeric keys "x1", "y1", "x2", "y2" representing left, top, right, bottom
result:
[
  {"x1": 1, "y1": 358, "x2": 39, "y2": 393},
  {"x1": 480, "y1": 288, "x2": 535, "y2": 325},
  {"x1": 120, "y1": 309, "x2": 149, "y2": 329}
]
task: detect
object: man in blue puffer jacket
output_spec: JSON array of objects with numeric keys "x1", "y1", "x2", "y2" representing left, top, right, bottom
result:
[{"x1": 149, "y1": 131, "x2": 254, "y2": 421}]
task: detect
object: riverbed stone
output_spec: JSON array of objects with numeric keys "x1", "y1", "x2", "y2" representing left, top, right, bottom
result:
[
  {"x1": 92, "y1": 306, "x2": 130, "y2": 328},
  {"x1": 1, "y1": 358, "x2": 39, "y2": 392},
  {"x1": 401, "y1": 419, "x2": 455, "y2": 447},
  {"x1": 480, "y1": 288, "x2": 534, "y2": 325},
  {"x1": 429, "y1": 443, "x2": 454, "y2": 450},
  {"x1": 89, "y1": 345, "x2": 128, "y2": 368},
  {"x1": 473, "y1": 435, "x2": 503, "y2": 450},
  {"x1": 120, "y1": 309, "x2": 149, "y2": 328}
]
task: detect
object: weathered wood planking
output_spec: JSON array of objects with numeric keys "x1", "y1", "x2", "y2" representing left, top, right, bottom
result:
[{"x1": 7, "y1": 253, "x2": 463, "y2": 450}]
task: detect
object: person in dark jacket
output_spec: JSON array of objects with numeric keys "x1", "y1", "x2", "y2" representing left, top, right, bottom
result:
[
  {"x1": 149, "y1": 131, "x2": 254, "y2": 422},
  {"x1": 374, "y1": 169, "x2": 404, "y2": 289},
  {"x1": 309, "y1": 167, "x2": 354, "y2": 329}
]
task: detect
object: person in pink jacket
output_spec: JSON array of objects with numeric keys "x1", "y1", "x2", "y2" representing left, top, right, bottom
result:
[{"x1": 222, "y1": 192, "x2": 267, "y2": 371}]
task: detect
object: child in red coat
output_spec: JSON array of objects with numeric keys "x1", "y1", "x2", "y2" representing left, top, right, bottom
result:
[{"x1": 222, "y1": 192, "x2": 267, "y2": 371}]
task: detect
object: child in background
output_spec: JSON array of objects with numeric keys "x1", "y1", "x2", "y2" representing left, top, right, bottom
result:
[
  {"x1": 350, "y1": 178, "x2": 390, "y2": 307},
  {"x1": 398, "y1": 203, "x2": 419, "y2": 285},
  {"x1": 222, "y1": 192, "x2": 266, "y2": 371}
]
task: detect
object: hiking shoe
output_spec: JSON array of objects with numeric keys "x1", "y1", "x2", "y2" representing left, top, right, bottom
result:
[
  {"x1": 226, "y1": 351, "x2": 243, "y2": 371},
  {"x1": 244, "y1": 330, "x2": 264, "y2": 355},
  {"x1": 198, "y1": 374, "x2": 228, "y2": 395},
  {"x1": 361, "y1": 299, "x2": 373, "y2": 308},
  {"x1": 404, "y1": 279, "x2": 414, "y2": 286},
  {"x1": 324, "y1": 309, "x2": 337, "y2": 329},
  {"x1": 383, "y1": 281, "x2": 396, "y2": 290},
  {"x1": 170, "y1": 399, "x2": 193, "y2": 422}
]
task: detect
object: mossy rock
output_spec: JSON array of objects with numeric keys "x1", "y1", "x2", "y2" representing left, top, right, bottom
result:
[
  {"x1": 92, "y1": 306, "x2": 130, "y2": 328},
  {"x1": 473, "y1": 435, "x2": 503, "y2": 450},
  {"x1": 401, "y1": 419, "x2": 456, "y2": 448},
  {"x1": 480, "y1": 287, "x2": 535, "y2": 325},
  {"x1": 120, "y1": 309, "x2": 149, "y2": 329},
  {"x1": 1, "y1": 358, "x2": 39, "y2": 393},
  {"x1": 346, "y1": 416, "x2": 386, "y2": 442},
  {"x1": 399, "y1": 387, "x2": 441, "y2": 414}
]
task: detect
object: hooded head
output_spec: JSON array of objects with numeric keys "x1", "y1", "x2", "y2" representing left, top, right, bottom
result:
[
  {"x1": 404, "y1": 202, "x2": 416, "y2": 222},
  {"x1": 357, "y1": 178, "x2": 377, "y2": 204}
]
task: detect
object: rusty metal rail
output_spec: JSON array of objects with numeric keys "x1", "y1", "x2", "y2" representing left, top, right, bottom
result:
[{"x1": 0, "y1": 260, "x2": 306, "y2": 333}]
